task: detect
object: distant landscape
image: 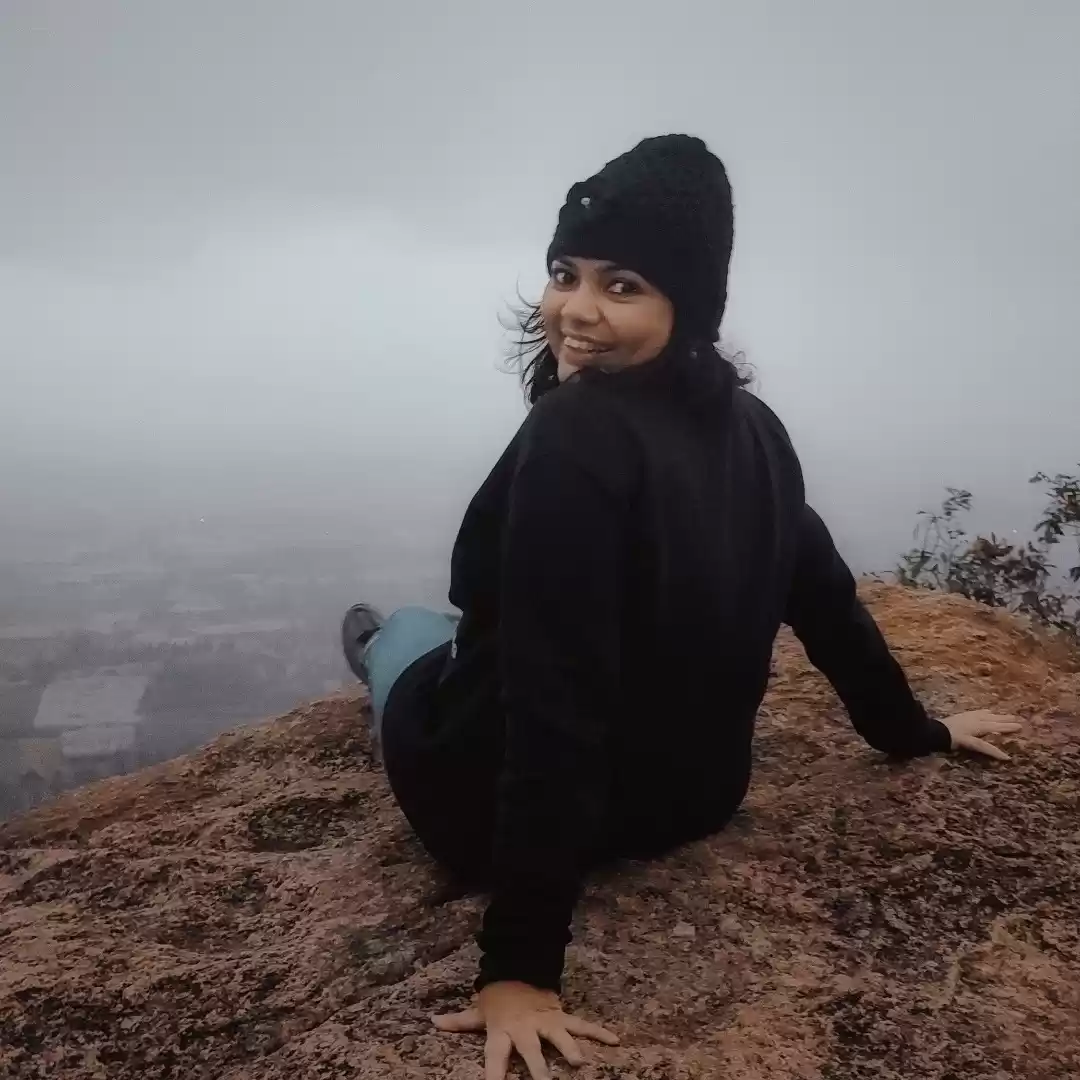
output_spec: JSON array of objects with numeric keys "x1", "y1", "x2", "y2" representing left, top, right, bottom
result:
[
  {"x1": 0, "y1": 529, "x2": 386, "y2": 820},
  {"x1": 4, "y1": 462, "x2": 1077, "y2": 822}
]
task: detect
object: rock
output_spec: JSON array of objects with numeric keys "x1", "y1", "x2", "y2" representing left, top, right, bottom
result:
[{"x1": 1, "y1": 584, "x2": 1078, "y2": 1079}]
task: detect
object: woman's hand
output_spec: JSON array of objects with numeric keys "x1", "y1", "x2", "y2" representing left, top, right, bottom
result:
[
  {"x1": 940, "y1": 709, "x2": 1023, "y2": 760},
  {"x1": 433, "y1": 980, "x2": 619, "y2": 1080}
]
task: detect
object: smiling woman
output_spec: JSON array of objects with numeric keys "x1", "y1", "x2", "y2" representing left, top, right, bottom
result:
[
  {"x1": 339, "y1": 134, "x2": 1021, "y2": 1080},
  {"x1": 541, "y1": 257, "x2": 673, "y2": 381}
]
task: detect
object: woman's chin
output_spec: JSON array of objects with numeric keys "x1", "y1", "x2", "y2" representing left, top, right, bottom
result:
[{"x1": 556, "y1": 357, "x2": 581, "y2": 383}]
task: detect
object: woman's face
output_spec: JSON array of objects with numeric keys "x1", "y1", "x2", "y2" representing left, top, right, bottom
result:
[{"x1": 541, "y1": 257, "x2": 675, "y2": 374}]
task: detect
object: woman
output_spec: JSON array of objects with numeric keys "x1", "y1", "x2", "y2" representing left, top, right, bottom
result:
[{"x1": 341, "y1": 134, "x2": 1021, "y2": 1080}]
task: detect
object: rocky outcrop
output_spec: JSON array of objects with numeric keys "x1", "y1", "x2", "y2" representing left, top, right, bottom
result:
[{"x1": 1, "y1": 584, "x2": 1078, "y2": 1079}]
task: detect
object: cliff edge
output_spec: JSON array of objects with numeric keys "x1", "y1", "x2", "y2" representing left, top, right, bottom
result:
[{"x1": 1, "y1": 584, "x2": 1078, "y2": 1079}]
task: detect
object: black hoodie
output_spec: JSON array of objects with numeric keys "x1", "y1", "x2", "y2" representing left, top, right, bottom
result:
[{"x1": 381, "y1": 350, "x2": 950, "y2": 993}]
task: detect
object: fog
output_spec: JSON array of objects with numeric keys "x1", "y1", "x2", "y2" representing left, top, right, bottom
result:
[{"x1": 2, "y1": 0, "x2": 1079, "y2": 601}]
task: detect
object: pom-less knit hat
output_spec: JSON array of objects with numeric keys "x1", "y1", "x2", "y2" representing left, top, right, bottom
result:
[{"x1": 546, "y1": 134, "x2": 734, "y2": 343}]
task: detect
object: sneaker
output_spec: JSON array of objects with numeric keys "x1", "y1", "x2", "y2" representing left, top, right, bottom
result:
[{"x1": 341, "y1": 603, "x2": 384, "y2": 683}]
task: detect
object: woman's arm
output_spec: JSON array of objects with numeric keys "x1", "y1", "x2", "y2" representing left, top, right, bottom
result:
[
  {"x1": 477, "y1": 440, "x2": 624, "y2": 991},
  {"x1": 431, "y1": 393, "x2": 628, "y2": 1077},
  {"x1": 783, "y1": 505, "x2": 953, "y2": 757}
]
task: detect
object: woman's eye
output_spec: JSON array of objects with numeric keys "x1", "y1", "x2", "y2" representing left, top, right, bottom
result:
[
  {"x1": 609, "y1": 279, "x2": 639, "y2": 296},
  {"x1": 551, "y1": 268, "x2": 574, "y2": 287}
]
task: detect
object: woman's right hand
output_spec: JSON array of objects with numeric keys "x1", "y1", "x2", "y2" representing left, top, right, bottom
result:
[
  {"x1": 940, "y1": 710, "x2": 1023, "y2": 760},
  {"x1": 434, "y1": 980, "x2": 619, "y2": 1080}
]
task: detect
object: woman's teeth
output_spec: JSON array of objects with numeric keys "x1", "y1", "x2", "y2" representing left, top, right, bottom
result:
[{"x1": 564, "y1": 336, "x2": 608, "y2": 354}]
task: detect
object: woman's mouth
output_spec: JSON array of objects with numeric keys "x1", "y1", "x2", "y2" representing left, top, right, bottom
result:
[{"x1": 562, "y1": 335, "x2": 611, "y2": 356}]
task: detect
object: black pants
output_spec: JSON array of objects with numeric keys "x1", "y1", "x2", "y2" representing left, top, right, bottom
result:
[
  {"x1": 380, "y1": 641, "x2": 745, "y2": 886},
  {"x1": 381, "y1": 642, "x2": 503, "y2": 885}
]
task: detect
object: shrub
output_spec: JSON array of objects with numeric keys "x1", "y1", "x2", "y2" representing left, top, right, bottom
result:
[{"x1": 896, "y1": 468, "x2": 1080, "y2": 637}]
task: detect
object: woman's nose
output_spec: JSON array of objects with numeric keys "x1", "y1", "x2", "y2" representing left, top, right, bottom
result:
[{"x1": 559, "y1": 282, "x2": 602, "y2": 324}]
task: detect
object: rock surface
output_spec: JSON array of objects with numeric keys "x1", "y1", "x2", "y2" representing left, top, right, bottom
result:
[{"x1": 1, "y1": 584, "x2": 1078, "y2": 1079}]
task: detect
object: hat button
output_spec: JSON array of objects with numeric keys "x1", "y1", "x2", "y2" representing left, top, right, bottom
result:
[{"x1": 580, "y1": 195, "x2": 592, "y2": 207}]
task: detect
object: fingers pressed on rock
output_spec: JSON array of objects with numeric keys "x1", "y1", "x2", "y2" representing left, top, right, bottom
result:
[
  {"x1": 485, "y1": 1031, "x2": 513, "y2": 1080},
  {"x1": 564, "y1": 1015, "x2": 621, "y2": 1045},
  {"x1": 514, "y1": 1029, "x2": 551, "y2": 1080},
  {"x1": 433, "y1": 1008, "x2": 484, "y2": 1033},
  {"x1": 539, "y1": 1023, "x2": 584, "y2": 1067},
  {"x1": 975, "y1": 738, "x2": 1010, "y2": 761},
  {"x1": 961, "y1": 735, "x2": 1010, "y2": 761}
]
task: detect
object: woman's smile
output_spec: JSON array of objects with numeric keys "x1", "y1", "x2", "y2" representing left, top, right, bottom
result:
[
  {"x1": 561, "y1": 334, "x2": 612, "y2": 357},
  {"x1": 541, "y1": 256, "x2": 675, "y2": 372}
]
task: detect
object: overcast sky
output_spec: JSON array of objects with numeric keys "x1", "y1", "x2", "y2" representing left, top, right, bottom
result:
[{"x1": 2, "y1": 1, "x2": 1078, "y2": 601}]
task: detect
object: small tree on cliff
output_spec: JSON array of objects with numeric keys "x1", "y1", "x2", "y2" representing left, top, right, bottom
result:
[{"x1": 896, "y1": 467, "x2": 1080, "y2": 638}]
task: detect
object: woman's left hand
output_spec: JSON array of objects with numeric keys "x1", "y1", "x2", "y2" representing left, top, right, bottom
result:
[
  {"x1": 940, "y1": 709, "x2": 1023, "y2": 760},
  {"x1": 434, "y1": 980, "x2": 619, "y2": 1080}
]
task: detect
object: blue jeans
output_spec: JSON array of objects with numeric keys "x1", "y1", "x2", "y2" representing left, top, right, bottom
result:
[{"x1": 364, "y1": 607, "x2": 458, "y2": 742}]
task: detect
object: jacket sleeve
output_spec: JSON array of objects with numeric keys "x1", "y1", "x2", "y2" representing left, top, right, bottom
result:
[
  {"x1": 784, "y1": 505, "x2": 952, "y2": 758},
  {"x1": 475, "y1": 426, "x2": 625, "y2": 993}
]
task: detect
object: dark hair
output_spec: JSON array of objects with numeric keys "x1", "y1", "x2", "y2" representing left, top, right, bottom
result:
[{"x1": 503, "y1": 298, "x2": 752, "y2": 406}]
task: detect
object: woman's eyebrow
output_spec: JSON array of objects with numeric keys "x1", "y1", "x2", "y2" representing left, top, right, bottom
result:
[
  {"x1": 601, "y1": 262, "x2": 648, "y2": 277},
  {"x1": 554, "y1": 258, "x2": 641, "y2": 278},
  {"x1": 558, "y1": 258, "x2": 619, "y2": 270}
]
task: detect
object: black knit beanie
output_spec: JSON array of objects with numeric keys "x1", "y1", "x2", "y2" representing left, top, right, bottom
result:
[{"x1": 546, "y1": 134, "x2": 734, "y2": 343}]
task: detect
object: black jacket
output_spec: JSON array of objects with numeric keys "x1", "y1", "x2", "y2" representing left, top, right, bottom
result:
[{"x1": 383, "y1": 351, "x2": 950, "y2": 993}]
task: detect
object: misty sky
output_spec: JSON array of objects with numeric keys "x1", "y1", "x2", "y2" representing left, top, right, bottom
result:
[{"x1": 2, "y1": 2, "x2": 1078, "y2": 604}]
